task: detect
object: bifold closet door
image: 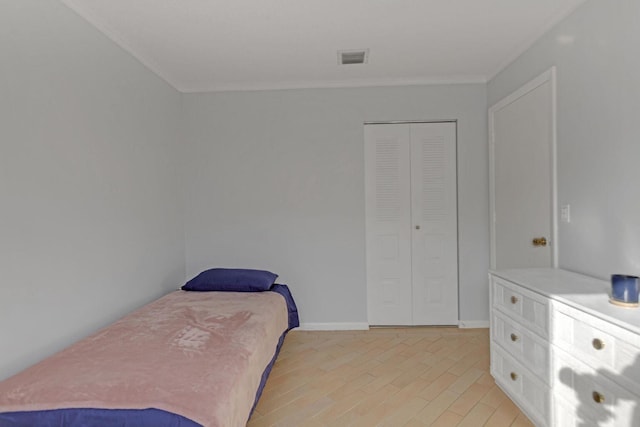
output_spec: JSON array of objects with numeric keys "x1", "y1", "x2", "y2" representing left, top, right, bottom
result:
[
  {"x1": 409, "y1": 123, "x2": 458, "y2": 325},
  {"x1": 365, "y1": 122, "x2": 458, "y2": 326},
  {"x1": 365, "y1": 124, "x2": 413, "y2": 325}
]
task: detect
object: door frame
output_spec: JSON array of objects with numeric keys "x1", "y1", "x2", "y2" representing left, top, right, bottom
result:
[{"x1": 488, "y1": 67, "x2": 558, "y2": 269}]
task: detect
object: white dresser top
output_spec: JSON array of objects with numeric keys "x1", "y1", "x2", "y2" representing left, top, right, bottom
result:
[{"x1": 489, "y1": 268, "x2": 640, "y2": 336}]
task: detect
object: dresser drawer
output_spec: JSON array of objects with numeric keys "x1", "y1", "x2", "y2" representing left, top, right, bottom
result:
[
  {"x1": 492, "y1": 310, "x2": 551, "y2": 384},
  {"x1": 492, "y1": 276, "x2": 549, "y2": 339},
  {"x1": 551, "y1": 301, "x2": 640, "y2": 395},
  {"x1": 491, "y1": 345, "x2": 550, "y2": 426},
  {"x1": 553, "y1": 396, "x2": 591, "y2": 427},
  {"x1": 553, "y1": 395, "x2": 640, "y2": 427},
  {"x1": 552, "y1": 348, "x2": 640, "y2": 427}
]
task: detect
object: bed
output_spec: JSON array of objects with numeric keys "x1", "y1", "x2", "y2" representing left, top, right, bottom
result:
[{"x1": 0, "y1": 270, "x2": 298, "y2": 427}]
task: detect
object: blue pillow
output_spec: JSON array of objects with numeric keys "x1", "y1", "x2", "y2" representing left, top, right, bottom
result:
[{"x1": 181, "y1": 268, "x2": 278, "y2": 292}]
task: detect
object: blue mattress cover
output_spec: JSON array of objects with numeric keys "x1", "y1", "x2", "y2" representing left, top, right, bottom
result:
[{"x1": 0, "y1": 285, "x2": 299, "y2": 427}]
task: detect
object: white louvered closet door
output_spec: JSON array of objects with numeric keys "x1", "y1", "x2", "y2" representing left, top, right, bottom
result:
[
  {"x1": 365, "y1": 122, "x2": 458, "y2": 326},
  {"x1": 410, "y1": 123, "x2": 458, "y2": 325},
  {"x1": 364, "y1": 124, "x2": 413, "y2": 325}
]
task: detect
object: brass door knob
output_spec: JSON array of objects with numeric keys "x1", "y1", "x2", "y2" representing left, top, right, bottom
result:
[
  {"x1": 592, "y1": 391, "x2": 605, "y2": 404},
  {"x1": 510, "y1": 372, "x2": 518, "y2": 381},
  {"x1": 510, "y1": 333, "x2": 519, "y2": 342},
  {"x1": 532, "y1": 237, "x2": 548, "y2": 247},
  {"x1": 510, "y1": 295, "x2": 519, "y2": 304},
  {"x1": 592, "y1": 338, "x2": 605, "y2": 350}
]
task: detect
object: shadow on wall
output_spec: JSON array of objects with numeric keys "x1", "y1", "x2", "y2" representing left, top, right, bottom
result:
[{"x1": 558, "y1": 354, "x2": 640, "y2": 427}]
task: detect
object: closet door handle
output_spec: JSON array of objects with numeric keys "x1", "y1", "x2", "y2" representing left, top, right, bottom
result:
[
  {"x1": 415, "y1": 225, "x2": 421, "y2": 230},
  {"x1": 511, "y1": 296, "x2": 519, "y2": 304},
  {"x1": 510, "y1": 333, "x2": 519, "y2": 342}
]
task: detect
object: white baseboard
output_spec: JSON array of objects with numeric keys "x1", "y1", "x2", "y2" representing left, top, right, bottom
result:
[
  {"x1": 297, "y1": 322, "x2": 370, "y2": 331},
  {"x1": 297, "y1": 322, "x2": 488, "y2": 330},
  {"x1": 458, "y1": 320, "x2": 489, "y2": 329}
]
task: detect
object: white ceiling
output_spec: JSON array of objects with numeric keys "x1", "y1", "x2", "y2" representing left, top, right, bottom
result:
[{"x1": 60, "y1": 0, "x2": 586, "y2": 93}]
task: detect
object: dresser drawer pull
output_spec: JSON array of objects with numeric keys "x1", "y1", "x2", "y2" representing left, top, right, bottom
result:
[
  {"x1": 510, "y1": 372, "x2": 518, "y2": 381},
  {"x1": 592, "y1": 391, "x2": 605, "y2": 404},
  {"x1": 510, "y1": 333, "x2": 519, "y2": 342},
  {"x1": 592, "y1": 338, "x2": 605, "y2": 350},
  {"x1": 510, "y1": 295, "x2": 519, "y2": 304}
]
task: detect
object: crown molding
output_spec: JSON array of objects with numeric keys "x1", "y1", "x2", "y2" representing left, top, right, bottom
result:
[
  {"x1": 60, "y1": 0, "x2": 183, "y2": 92},
  {"x1": 487, "y1": 0, "x2": 587, "y2": 82},
  {"x1": 60, "y1": 1, "x2": 487, "y2": 94},
  {"x1": 179, "y1": 75, "x2": 487, "y2": 94}
]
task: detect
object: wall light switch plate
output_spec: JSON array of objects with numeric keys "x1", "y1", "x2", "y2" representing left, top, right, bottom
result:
[{"x1": 561, "y1": 204, "x2": 570, "y2": 223}]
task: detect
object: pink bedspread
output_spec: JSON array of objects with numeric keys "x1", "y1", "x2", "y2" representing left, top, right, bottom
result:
[{"x1": 0, "y1": 290, "x2": 289, "y2": 427}]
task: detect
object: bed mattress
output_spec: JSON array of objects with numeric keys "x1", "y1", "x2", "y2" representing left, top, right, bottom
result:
[{"x1": 0, "y1": 285, "x2": 298, "y2": 427}]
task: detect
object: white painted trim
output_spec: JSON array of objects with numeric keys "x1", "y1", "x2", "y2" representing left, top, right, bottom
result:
[
  {"x1": 58, "y1": 1, "x2": 487, "y2": 94},
  {"x1": 458, "y1": 320, "x2": 489, "y2": 329},
  {"x1": 60, "y1": 0, "x2": 182, "y2": 91},
  {"x1": 488, "y1": 100, "x2": 496, "y2": 270},
  {"x1": 59, "y1": 0, "x2": 583, "y2": 94},
  {"x1": 550, "y1": 68, "x2": 558, "y2": 269},
  {"x1": 180, "y1": 76, "x2": 487, "y2": 94},
  {"x1": 488, "y1": 67, "x2": 558, "y2": 269},
  {"x1": 297, "y1": 323, "x2": 370, "y2": 331},
  {"x1": 486, "y1": 1, "x2": 587, "y2": 81}
]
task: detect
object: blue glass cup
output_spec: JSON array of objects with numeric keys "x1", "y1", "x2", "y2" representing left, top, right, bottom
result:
[{"x1": 611, "y1": 274, "x2": 640, "y2": 305}]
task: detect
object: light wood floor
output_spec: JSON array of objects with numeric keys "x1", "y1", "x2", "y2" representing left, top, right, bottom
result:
[{"x1": 248, "y1": 327, "x2": 534, "y2": 427}]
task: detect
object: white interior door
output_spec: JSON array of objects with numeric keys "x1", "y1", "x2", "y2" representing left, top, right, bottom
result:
[
  {"x1": 410, "y1": 123, "x2": 458, "y2": 325},
  {"x1": 489, "y1": 68, "x2": 557, "y2": 270},
  {"x1": 365, "y1": 122, "x2": 458, "y2": 326}
]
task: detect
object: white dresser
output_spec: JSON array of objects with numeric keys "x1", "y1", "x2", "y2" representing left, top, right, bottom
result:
[{"x1": 489, "y1": 268, "x2": 640, "y2": 427}]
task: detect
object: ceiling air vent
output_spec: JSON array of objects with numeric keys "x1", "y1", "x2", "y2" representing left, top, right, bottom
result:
[{"x1": 338, "y1": 49, "x2": 369, "y2": 65}]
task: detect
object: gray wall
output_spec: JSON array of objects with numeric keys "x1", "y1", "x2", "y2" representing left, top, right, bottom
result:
[
  {"x1": 182, "y1": 85, "x2": 489, "y2": 326},
  {"x1": 0, "y1": 2, "x2": 184, "y2": 380},
  {"x1": 488, "y1": 0, "x2": 640, "y2": 279}
]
